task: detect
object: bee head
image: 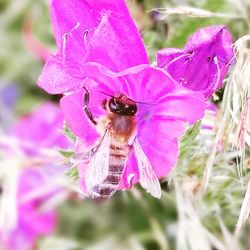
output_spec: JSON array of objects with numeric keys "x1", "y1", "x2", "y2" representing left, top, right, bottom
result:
[{"x1": 108, "y1": 94, "x2": 137, "y2": 116}]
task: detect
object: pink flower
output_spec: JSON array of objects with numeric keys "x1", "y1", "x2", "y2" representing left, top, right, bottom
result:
[
  {"x1": 157, "y1": 26, "x2": 234, "y2": 99},
  {"x1": 1, "y1": 169, "x2": 57, "y2": 250},
  {"x1": 0, "y1": 102, "x2": 70, "y2": 250},
  {"x1": 38, "y1": 0, "x2": 148, "y2": 94},
  {"x1": 37, "y1": 0, "x2": 233, "y2": 198},
  {"x1": 60, "y1": 64, "x2": 206, "y2": 198},
  {"x1": 11, "y1": 102, "x2": 70, "y2": 156}
]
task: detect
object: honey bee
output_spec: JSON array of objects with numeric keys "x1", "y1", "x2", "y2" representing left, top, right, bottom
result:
[{"x1": 82, "y1": 87, "x2": 161, "y2": 199}]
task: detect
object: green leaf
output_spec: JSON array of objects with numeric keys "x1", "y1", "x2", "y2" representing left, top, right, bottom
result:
[
  {"x1": 65, "y1": 165, "x2": 79, "y2": 179},
  {"x1": 63, "y1": 122, "x2": 77, "y2": 143},
  {"x1": 180, "y1": 121, "x2": 201, "y2": 146},
  {"x1": 59, "y1": 150, "x2": 75, "y2": 158}
]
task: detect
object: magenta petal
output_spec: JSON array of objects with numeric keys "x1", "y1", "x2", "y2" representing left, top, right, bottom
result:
[
  {"x1": 21, "y1": 209, "x2": 56, "y2": 235},
  {"x1": 11, "y1": 102, "x2": 69, "y2": 155},
  {"x1": 18, "y1": 169, "x2": 58, "y2": 234},
  {"x1": 19, "y1": 206, "x2": 56, "y2": 241},
  {"x1": 155, "y1": 94, "x2": 207, "y2": 123},
  {"x1": 82, "y1": 62, "x2": 206, "y2": 124},
  {"x1": 49, "y1": 0, "x2": 95, "y2": 50},
  {"x1": 50, "y1": 0, "x2": 148, "y2": 71},
  {"x1": 157, "y1": 48, "x2": 182, "y2": 68},
  {"x1": 119, "y1": 123, "x2": 182, "y2": 189},
  {"x1": 139, "y1": 138, "x2": 179, "y2": 178},
  {"x1": 138, "y1": 119, "x2": 186, "y2": 141},
  {"x1": 37, "y1": 55, "x2": 84, "y2": 94},
  {"x1": 120, "y1": 138, "x2": 178, "y2": 190},
  {"x1": 3, "y1": 168, "x2": 58, "y2": 250},
  {"x1": 81, "y1": 63, "x2": 175, "y2": 101},
  {"x1": 119, "y1": 153, "x2": 139, "y2": 190},
  {"x1": 157, "y1": 26, "x2": 234, "y2": 99},
  {"x1": 78, "y1": 161, "x2": 88, "y2": 193},
  {"x1": 83, "y1": 14, "x2": 149, "y2": 72},
  {"x1": 185, "y1": 26, "x2": 233, "y2": 60}
]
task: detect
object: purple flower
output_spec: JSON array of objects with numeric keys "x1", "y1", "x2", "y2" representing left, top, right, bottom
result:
[
  {"x1": 38, "y1": 0, "x2": 148, "y2": 94},
  {"x1": 11, "y1": 102, "x2": 70, "y2": 156},
  {"x1": 0, "y1": 83, "x2": 19, "y2": 108},
  {"x1": 0, "y1": 102, "x2": 70, "y2": 249},
  {"x1": 0, "y1": 83, "x2": 19, "y2": 131},
  {"x1": 1, "y1": 169, "x2": 57, "y2": 250},
  {"x1": 37, "y1": 0, "x2": 233, "y2": 198},
  {"x1": 60, "y1": 64, "x2": 206, "y2": 198},
  {"x1": 157, "y1": 26, "x2": 234, "y2": 99}
]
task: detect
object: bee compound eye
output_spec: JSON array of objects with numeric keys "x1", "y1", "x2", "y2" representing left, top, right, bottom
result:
[
  {"x1": 109, "y1": 98, "x2": 121, "y2": 112},
  {"x1": 132, "y1": 104, "x2": 137, "y2": 114}
]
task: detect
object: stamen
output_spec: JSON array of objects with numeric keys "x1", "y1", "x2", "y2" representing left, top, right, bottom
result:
[
  {"x1": 83, "y1": 29, "x2": 91, "y2": 56},
  {"x1": 213, "y1": 56, "x2": 221, "y2": 91},
  {"x1": 84, "y1": 30, "x2": 89, "y2": 37},
  {"x1": 62, "y1": 33, "x2": 68, "y2": 62},
  {"x1": 206, "y1": 56, "x2": 211, "y2": 63},
  {"x1": 165, "y1": 52, "x2": 193, "y2": 68},
  {"x1": 62, "y1": 23, "x2": 81, "y2": 62}
]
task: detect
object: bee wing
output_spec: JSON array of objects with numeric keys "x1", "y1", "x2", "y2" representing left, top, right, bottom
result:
[
  {"x1": 86, "y1": 129, "x2": 111, "y2": 190},
  {"x1": 133, "y1": 138, "x2": 161, "y2": 198},
  {"x1": 72, "y1": 146, "x2": 99, "y2": 164}
]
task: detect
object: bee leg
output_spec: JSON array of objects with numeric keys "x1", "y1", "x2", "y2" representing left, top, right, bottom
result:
[{"x1": 83, "y1": 87, "x2": 97, "y2": 125}]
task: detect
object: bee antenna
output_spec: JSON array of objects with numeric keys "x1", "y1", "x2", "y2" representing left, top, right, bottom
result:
[
  {"x1": 100, "y1": 91, "x2": 114, "y2": 98},
  {"x1": 100, "y1": 91, "x2": 157, "y2": 105},
  {"x1": 134, "y1": 100, "x2": 157, "y2": 105}
]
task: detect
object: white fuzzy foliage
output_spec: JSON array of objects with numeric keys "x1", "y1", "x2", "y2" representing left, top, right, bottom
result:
[
  {"x1": 175, "y1": 180, "x2": 241, "y2": 250},
  {"x1": 149, "y1": 6, "x2": 240, "y2": 19},
  {"x1": 0, "y1": 158, "x2": 19, "y2": 235}
]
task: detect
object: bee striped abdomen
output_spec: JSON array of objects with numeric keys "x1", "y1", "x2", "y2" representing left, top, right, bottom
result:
[{"x1": 92, "y1": 142, "x2": 129, "y2": 199}]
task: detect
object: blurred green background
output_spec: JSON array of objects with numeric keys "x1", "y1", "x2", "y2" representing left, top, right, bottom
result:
[{"x1": 1, "y1": 0, "x2": 250, "y2": 249}]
